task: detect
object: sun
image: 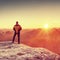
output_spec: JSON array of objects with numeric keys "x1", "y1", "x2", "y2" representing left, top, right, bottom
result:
[{"x1": 44, "y1": 24, "x2": 49, "y2": 29}]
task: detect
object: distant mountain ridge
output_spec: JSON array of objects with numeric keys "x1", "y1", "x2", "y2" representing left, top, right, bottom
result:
[{"x1": 0, "y1": 28, "x2": 60, "y2": 54}]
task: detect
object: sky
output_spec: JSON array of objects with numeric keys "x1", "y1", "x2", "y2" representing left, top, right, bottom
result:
[{"x1": 0, "y1": 0, "x2": 60, "y2": 29}]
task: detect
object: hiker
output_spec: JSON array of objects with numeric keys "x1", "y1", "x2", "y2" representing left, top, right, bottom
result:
[{"x1": 12, "y1": 21, "x2": 22, "y2": 44}]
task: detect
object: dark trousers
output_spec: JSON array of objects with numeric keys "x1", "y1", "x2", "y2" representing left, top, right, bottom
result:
[{"x1": 12, "y1": 32, "x2": 20, "y2": 44}]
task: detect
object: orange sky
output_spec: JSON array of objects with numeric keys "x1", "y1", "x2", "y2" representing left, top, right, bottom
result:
[{"x1": 0, "y1": 2, "x2": 60, "y2": 29}]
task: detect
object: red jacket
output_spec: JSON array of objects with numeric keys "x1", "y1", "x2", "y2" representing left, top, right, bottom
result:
[{"x1": 13, "y1": 24, "x2": 22, "y2": 33}]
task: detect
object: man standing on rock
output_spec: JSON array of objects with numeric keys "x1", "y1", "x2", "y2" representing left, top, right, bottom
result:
[{"x1": 12, "y1": 21, "x2": 22, "y2": 44}]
